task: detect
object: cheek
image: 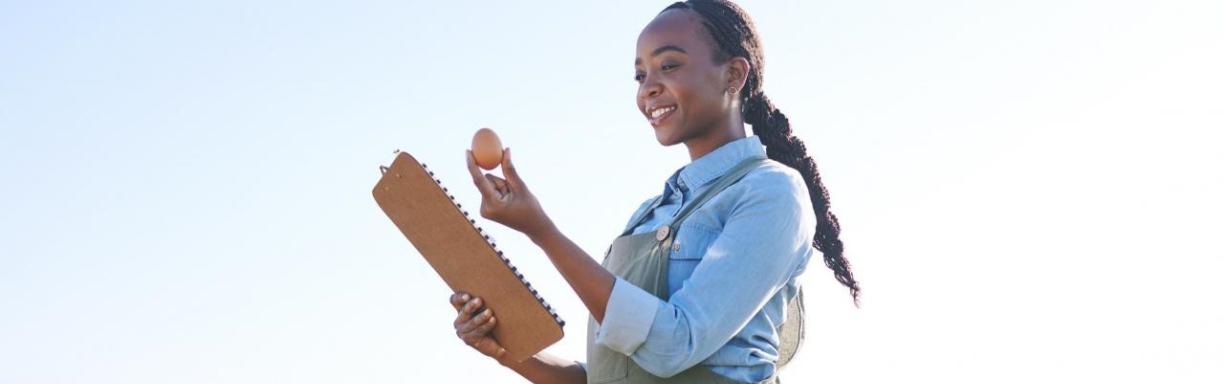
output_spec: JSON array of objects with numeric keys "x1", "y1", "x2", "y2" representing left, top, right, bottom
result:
[
  {"x1": 679, "y1": 81, "x2": 723, "y2": 122},
  {"x1": 674, "y1": 77, "x2": 712, "y2": 110}
]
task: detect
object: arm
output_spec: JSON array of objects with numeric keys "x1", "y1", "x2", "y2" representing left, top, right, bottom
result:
[
  {"x1": 527, "y1": 223, "x2": 616, "y2": 323},
  {"x1": 464, "y1": 148, "x2": 616, "y2": 322},
  {"x1": 501, "y1": 352, "x2": 587, "y2": 384}
]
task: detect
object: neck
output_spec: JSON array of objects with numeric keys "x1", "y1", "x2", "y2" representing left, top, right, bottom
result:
[{"x1": 685, "y1": 117, "x2": 747, "y2": 160}]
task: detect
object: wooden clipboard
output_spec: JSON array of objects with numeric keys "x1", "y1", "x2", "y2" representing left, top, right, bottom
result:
[{"x1": 372, "y1": 151, "x2": 564, "y2": 362}]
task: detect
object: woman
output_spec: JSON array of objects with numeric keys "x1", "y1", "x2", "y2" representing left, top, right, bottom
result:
[{"x1": 451, "y1": 1, "x2": 860, "y2": 383}]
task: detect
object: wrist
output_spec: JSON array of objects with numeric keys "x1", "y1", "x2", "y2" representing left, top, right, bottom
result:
[
  {"x1": 498, "y1": 353, "x2": 529, "y2": 369},
  {"x1": 497, "y1": 356, "x2": 516, "y2": 368},
  {"x1": 526, "y1": 220, "x2": 560, "y2": 245}
]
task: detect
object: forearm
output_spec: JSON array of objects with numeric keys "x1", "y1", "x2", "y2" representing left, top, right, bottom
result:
[
  {"x1": 500, "y1": 352, "x2": 586, "y2": 384},
  {"x1": 528, "y1": 223, "x2": 615, "y2": 323}
]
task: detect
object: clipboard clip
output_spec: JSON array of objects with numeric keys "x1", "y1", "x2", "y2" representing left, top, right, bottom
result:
[{"x1": 379, "y1": 149, "x2": 405, "y2": 175}]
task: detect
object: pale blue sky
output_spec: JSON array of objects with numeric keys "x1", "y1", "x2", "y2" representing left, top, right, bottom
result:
[{"x1": 2, "y1": 1, "x2": 1221, "y2": 383}]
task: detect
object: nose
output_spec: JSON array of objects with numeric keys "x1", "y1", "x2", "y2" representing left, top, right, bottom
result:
[{"x1": 638, "y1": 73, "x2": 662, "y2": 101}]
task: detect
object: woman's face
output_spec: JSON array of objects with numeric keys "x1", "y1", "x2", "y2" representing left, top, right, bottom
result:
[{"x1": 635, "y1": 9, "x2": 736, "y2": 147}]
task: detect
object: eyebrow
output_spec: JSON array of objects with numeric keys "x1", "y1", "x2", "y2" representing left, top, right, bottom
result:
[{"x1": 635, "y1": 45, "x2": 688, "y2": 65}]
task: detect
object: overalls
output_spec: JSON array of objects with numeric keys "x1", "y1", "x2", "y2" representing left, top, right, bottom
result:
[{"x1": 586, "y1": 156, "x2": 805, "y2": 384}]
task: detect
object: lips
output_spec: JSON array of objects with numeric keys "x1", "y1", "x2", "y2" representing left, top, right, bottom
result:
[{"x1": 646, "y1": 104, "x2": 677, "y2": 126}]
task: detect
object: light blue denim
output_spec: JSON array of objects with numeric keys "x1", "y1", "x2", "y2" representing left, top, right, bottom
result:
[{"x1": 592, "y1": 135, "x2": 816, "y2": 382}]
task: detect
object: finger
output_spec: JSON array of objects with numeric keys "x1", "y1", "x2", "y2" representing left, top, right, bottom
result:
[
  {"x1": 485, "y1": 174, "x2": 507, "y2": 190},
  {"x1": 465, "y1": 150, "x2": 499, "y2": 199},
  {"x1": 450, "y1": 292, "x2": 470, "y2": 312},
  {"x1": 501, "y1": 147, "x2": 526, "y2": 191},
  {"x1": 473, "y1": 335, "x2": 502, "y2": 354},
  {"x1": 459, "y1": 330, "x2": 479, "y2": 347},
  {"x1": 469, "y1": 318, "x2": 500, "y2": 354},
  {"x1": 454, "y1": 296, "x2": 481, "y2": 326},
  {"x1": 453, "y1": 306, "x2": 471, "y2": 329},
  {"x1": 474, "y1": 313, "x2": 497, "y2": 334},
  {"x1": 458, "y1": 309, "x2": 494, "y2": 334},
  {"x1": 462, "y1": 297, "x2": 483, "y2": 316},
  {"x1": 458, "y1": 318, "x2": 495, "y2": 349},
  {"x1": 484, "y1": 174, "x2": 508, "y2": 195}
]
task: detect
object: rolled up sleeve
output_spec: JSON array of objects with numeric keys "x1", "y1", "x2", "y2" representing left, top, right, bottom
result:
[{"x1": 594, "y1": 276, "x2": 661, "y2": 355}]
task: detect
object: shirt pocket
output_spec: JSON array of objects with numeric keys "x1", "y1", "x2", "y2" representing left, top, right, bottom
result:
[{"x1": 666, "y1": 224, "x2": 719, "y2": 294}]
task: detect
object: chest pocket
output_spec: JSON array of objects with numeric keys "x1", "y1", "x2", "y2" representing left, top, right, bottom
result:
[{"x1": 665, "y1": 224, "x2": 719, "y2": 295}]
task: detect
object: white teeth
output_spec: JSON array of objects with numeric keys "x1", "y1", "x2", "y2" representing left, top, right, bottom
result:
[{"x1": 650, "y1": 106, "x2": 675, "y2": 119}]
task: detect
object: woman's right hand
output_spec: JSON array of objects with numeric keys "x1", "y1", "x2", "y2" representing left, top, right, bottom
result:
[{"x1": 450, "y1": 291, "x2": 509, "y2": 363}]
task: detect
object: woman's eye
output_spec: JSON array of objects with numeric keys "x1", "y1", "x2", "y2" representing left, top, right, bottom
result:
[
  {"x1": 634, "y1": 72, "x2": 645, "y2": 83},
  {"x1": 662, "y1": 63, "x2": 680, "y2": 71}
]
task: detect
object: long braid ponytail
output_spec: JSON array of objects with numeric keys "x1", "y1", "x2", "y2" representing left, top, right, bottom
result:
[{"x1": 665, "y1": 0, "x2": 862, "y2": 306}]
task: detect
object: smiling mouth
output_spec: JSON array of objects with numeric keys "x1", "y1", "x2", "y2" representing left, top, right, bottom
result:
[{"x1": 647, "y1": 105, "x2": 676, "y2": 126}]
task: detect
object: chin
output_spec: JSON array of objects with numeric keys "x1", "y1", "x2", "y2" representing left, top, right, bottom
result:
[
  {"x1": 654, "y1": 130, "x2": 684, "y2": 147},
  {"x1": 653, "y1": 122, "x2": 687, "y2": 146}
]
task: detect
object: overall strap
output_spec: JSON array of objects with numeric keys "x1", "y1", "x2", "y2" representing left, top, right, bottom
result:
[
  {"x1": 665, "y1": 156, "x2": 769, "y2": 231},
  {"x1": 620, "y1": 156, "x2": 766, "y2": 237},
  {"x1": 621, "y1": 195, "x2": 667, "y2": 237}
]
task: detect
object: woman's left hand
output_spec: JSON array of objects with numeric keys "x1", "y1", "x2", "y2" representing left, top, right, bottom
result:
[{"x1": 465, "y1": 147, "x2": 555, "y2": 239}]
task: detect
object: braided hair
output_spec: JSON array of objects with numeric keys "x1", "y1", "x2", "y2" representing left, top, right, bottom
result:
[{"x1": 663, "y1": 0, "x2": 861, "y2": 306}]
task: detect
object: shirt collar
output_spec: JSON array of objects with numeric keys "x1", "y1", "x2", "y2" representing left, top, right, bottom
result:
[{"x1": 665, "y1": 135, "x2": 767, "y2": 193}]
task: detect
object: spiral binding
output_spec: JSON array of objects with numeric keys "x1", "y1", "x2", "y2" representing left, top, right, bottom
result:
[{"x1": 416, "y1": 161, "x2": 565, "y2": 328}]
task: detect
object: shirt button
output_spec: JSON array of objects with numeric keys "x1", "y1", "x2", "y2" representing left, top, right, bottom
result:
[{"x1": 655, "y1": 226, "x2": 671, "y2": 241}]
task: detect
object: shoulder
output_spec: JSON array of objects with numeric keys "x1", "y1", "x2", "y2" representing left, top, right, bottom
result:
[
  {"x1": 736, "y1": 160, "x2": 811, "y2": 205},
  {"x1": 742, "y1": 159, "x2": 807, "y2": 190},
  {"x1": 723, "y1": 160, "x2": 815, "y2": 226}
]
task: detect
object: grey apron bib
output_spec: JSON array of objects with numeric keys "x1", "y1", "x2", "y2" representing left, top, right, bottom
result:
[{"x1": 586, "y1": 156, "x2": 805, "y2": 384}]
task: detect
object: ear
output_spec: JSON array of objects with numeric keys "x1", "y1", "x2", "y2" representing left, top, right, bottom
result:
[{"x1": 725, "y1": 57, "x2": 750, "y2": 94}]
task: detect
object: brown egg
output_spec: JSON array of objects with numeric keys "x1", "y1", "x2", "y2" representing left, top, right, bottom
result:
[{"x1": 471, "y1": 127, "x2": 504, "y2": 170}]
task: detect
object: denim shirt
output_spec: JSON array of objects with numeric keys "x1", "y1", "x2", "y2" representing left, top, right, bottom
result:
[{"x1": 592, "y1": 135, "x2": 817, "y2": 382}]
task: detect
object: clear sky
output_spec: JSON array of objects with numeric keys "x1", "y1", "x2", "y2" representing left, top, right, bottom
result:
[{"x1": 2, "y1": 0, "x2": 1221, "y2": 383}]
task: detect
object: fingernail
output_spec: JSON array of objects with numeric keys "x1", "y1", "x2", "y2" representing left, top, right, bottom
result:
[{"x1": 461, "y1": 294, "x2": 470, "y2": 301}]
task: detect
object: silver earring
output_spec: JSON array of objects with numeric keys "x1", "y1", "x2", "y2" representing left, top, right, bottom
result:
[{"x1": 727, "y1": 87, "x2": 737, "y2": 95}]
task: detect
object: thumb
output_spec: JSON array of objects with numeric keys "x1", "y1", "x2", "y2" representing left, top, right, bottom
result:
[{"x1": 501, "y1": 147, "x2": 526, "y2": 190}]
